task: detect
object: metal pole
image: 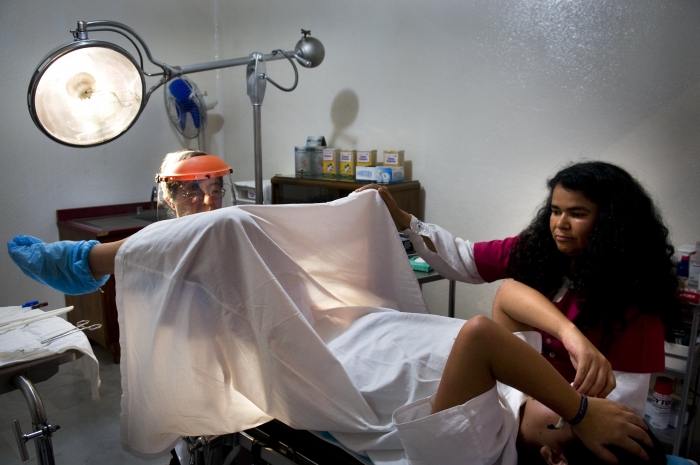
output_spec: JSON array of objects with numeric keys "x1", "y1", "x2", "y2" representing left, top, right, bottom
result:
[
  {"x1": 247, "y1": 53, "x2": 267, "y2": 205},
  {"x1": 448, "y1": 280, "x2": 456, "y2": 318},
  {"x1": 179, "y1": 50, "x2": 298, "y2": 76},
  {"x1": 674, "y1": 306, "x2": 700, "y2": 455},
  {"x1": 253, "y1": 105, "x2": 263, "y2": 205}
]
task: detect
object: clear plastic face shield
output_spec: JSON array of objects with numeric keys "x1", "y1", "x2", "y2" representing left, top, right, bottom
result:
[{"x1": 156, "y1": 154, "x2": 236, "y2": 220}]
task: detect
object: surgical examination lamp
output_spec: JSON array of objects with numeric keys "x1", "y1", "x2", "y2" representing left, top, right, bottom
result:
[{"x1": 27, "y1": 20, "x2": 325, "y2": 204}]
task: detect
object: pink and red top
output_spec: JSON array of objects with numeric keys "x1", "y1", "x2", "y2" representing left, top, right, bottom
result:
[{"x1": 473, "y1": 236, "x2": 665, "y2": 381}]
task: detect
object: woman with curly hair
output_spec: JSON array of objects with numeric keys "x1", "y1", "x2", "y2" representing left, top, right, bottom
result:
[{"x1": 357, "y1": 161, "x2": 680, "y2": 415}]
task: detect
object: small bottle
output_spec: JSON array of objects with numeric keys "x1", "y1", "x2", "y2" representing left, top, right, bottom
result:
[
  {"x1": 649, "y1": 376, "x2": 674, "y2": 429},
  {"x1": 678, "y1": 255, "x2": 690, "y2": 279},
  {"x1": 688, "y1": 242, "x2": 700, "y2": 291},
  {"x1": 677, "y1": 245, "x2": 694, "y2": 288}
]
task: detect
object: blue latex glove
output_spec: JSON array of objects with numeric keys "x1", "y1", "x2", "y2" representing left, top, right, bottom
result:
[{"x1": 7, "y1": 235, "x2": 110, "y2": 295}]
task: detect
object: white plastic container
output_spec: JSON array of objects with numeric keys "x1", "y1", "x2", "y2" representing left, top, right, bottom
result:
[
  {"x1": 232, "y1": 180, "x2": 271, "y2": 205},
  {"x1": 649, "y1": 376, "x2": 674, "y2": 429},
  {"x1": 375, "y1": 166, "x2": 404, "y2": 183},
  {"x1": 295, "y1": 146, "x2": 310, "y2": 174}
]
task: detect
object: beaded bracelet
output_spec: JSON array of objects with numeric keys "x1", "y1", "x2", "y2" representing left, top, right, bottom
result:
[{"x1": 547, "y1": 394, "x2": 588, "y2": 430}]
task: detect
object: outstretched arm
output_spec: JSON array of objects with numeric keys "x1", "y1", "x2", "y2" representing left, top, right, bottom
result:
[
  {"x1": 7, "y1": 235, "x2": 125, "y2": 295},
  {"x1": 492, "y1": 279, "x2": 616, "y2": 398},
  {"x1": 433, "y1": 316, "x2": 650, "y2": 463}
]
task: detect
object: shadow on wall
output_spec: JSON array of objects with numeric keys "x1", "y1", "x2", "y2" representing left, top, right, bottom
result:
[{"x1": 328, "y1": 89, "x2": 359, "y2": 149}]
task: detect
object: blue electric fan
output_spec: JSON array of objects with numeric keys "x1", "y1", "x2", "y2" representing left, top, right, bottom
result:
[{"x1": 164, "y1": 76, "x2": 207, "y2": 150}]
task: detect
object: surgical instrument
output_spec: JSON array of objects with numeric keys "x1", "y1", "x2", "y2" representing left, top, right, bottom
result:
[{"x1": 40, "y1": 320, "x2": 102, "y2": 345}]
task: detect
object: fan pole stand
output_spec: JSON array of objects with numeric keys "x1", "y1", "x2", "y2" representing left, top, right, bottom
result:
[{"x1": 247, "y1": 53, "x2": 267, "y2": 205}]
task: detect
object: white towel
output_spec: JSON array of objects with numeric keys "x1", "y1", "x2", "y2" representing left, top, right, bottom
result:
[{"x1": 0, "y1": 307, "x2": 100, "y2": 399}]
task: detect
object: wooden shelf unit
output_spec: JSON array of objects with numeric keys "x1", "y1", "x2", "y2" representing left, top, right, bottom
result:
[{"x1": 270, "y1": 175, "x2": 423, "y2": 220}]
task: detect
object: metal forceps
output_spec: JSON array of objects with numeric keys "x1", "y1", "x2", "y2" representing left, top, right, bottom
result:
[{"x1": 40, "y1": 320, "x2": 102, "y2": 345}]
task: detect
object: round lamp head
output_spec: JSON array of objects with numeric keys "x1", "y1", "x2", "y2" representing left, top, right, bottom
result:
[
  {"x1": 295, "y1": 36, "x2": 325, "y2": 68},
  {"x1": 28, "y1": 40, "x2": 146, "y2": 147}
]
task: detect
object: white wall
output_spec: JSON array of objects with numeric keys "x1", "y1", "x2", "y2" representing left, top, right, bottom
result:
[
  {"x1": 216, "y1": 0, "x2": 700, "y2": 318},
  {"x1": 1, "y1": 0, "x2": 699, "y2": 321},
  {"x1": 0, "y1": 0, "x2": 218, "y2": 306}
]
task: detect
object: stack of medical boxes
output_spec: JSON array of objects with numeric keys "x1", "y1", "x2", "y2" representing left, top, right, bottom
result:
[
  {"x1": 354, "y1": 150, "x2": 405, "y2": 183},
  {"x1": 295, "y1": 140, "x2": 407, "y2": 183}
]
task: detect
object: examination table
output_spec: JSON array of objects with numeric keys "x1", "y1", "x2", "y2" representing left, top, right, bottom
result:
[{"x1": 0, "y1": 305, "x2": 100, "y2": 464}]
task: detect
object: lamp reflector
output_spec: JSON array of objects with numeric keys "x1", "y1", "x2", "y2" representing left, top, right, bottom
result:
[{"x1": 28, "y1": 41, "x2": 145, "y2": 147}]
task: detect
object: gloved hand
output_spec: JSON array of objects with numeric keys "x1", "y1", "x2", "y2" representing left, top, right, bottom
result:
[{"x1": 7, "y1": 235, "x2": 110, "y2": 295}]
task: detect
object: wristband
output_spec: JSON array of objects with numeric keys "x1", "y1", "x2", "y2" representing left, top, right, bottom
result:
[{"x1": 547, "y1": 393, "x2": 588, "y2": 430}]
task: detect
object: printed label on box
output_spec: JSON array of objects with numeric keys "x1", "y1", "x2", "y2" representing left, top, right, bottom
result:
[
  {"x1": 356, "y1": 166, "x2": 378, "y2": 181},
  {"x1": 356, "y1": 150, "x2": 377, "y2": 166},
  {"x1": 678, "y1": 289, "x2": 700, "y2": 304},
  {"x1": 383, "y1": 150, "x2": 404, "y2": 166}
]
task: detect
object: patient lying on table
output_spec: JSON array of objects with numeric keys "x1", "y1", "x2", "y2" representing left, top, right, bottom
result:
[{"x1": 7, "y1": 192, "x2": 664, "y2": 464}]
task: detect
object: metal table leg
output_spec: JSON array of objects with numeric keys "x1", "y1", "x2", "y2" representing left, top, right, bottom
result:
[
  {"x1": 11, "y1": 374, "x2": 59, "y2": 465},
  {"x1": 674, "y1": 308, "x2": 700, "y2": 455}
]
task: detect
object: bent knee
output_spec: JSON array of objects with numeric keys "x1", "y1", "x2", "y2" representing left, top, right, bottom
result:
[{"x1": 458, "y1": 314, "x2": 498, "y2": 344}]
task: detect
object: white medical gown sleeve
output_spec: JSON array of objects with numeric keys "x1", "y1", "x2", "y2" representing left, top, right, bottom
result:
[
  {"x1": 393, "y1": 387, "x2": 517, "y2": 465},
  {"x1": 607, "y1": 371, "x2": 650, "y2": 418},
  {"x1": 402, "y1": 216, "x2": 485, "y2": 283},
  {"x1": 392, "y1": 331, "x2": 539, "y2": 465}
]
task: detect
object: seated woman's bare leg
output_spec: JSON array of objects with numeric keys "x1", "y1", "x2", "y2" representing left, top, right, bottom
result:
[{"x1": 431, "y1": 315, "x2": 652, "y2": 463}]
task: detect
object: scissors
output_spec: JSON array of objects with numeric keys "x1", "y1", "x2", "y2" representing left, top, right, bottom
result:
[{"x1": 40, "y1": 320, "x2": 102, "y2": 345}]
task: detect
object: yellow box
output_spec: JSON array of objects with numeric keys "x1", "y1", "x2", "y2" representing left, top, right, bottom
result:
[
  {"x1": 322, "y1": 148, "x2": 340, "y2": 177},
  {"x1": 383, "y1": 150, "x2": 404, "y2": 166},
  {"x1": 339, "y1": 150, "x2": 357, "y2": 178},
  {"x1": 356, "y1": 150, "x2": 377, "y2": 167}
]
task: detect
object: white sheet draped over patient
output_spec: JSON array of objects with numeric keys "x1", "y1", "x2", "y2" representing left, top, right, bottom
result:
[{"x1": 116, "y1": 191, "x2": 465, "y2": 461}]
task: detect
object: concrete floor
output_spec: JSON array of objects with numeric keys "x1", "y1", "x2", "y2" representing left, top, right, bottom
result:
[{"x1": 0, "y1": 344, "x2": 165, "y2": 465}]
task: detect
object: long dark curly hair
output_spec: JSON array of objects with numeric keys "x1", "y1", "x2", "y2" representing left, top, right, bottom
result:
[{"x1": 507, "y1": 161, "x2": 680, "y2": 342}]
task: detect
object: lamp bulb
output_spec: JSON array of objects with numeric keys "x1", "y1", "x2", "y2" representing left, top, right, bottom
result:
[{"x1": 66, "y1": 72, "x2": 97, "y2": 100}]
